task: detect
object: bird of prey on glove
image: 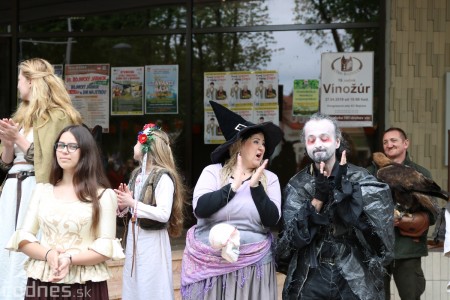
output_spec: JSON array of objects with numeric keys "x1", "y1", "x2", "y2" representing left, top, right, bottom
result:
[{"x1": 372, "y1": 152, "x2": 448, "y2": 215}]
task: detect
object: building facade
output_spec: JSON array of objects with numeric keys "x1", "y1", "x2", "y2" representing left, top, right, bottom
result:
[{"x1": 0, "y1": 0, "x2": 448, "y2": 194}]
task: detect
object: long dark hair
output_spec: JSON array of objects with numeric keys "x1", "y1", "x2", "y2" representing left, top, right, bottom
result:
[{"x1": 49, "y1": 125, "x2": 111, "y2": 233}]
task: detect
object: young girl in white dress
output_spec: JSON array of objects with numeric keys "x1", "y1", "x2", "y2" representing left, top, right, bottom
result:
[{"x1": 115, "y1": 123, "x2": 186, "y2": 300}]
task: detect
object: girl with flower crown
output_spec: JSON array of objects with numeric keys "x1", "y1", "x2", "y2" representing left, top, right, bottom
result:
[{"x1": 115, "y1": 123, "x2": 186, "y2": 300}]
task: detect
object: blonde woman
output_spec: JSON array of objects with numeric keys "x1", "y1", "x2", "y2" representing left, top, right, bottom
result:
[
  {"x1": 115, "y1": 123, "x2": 186, "y2": 300},
  {"x1": 181, "y1": 101, "x2": 283, "y2": 300},
  {"x1": 0, "y1": 58, "x2": 81, "y2": 300}
]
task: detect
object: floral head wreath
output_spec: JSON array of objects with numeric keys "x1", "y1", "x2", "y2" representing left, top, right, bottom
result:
[{"x1": 137, "y1": 123, "x2": 161, "y2": 154}]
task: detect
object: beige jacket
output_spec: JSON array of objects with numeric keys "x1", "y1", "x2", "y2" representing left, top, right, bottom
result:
[{"x1": 32, "y1": 109, "x2": 76, "y2": 183}]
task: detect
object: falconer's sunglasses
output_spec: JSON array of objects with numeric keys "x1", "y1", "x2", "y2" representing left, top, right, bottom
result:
[{"x1": 54, "y1": 142, "x2": 80, "y2": 153}]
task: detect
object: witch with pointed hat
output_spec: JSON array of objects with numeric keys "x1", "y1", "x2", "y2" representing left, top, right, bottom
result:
[{"x1": 181, "y1": 101, "x2": 283, "y2": 300}]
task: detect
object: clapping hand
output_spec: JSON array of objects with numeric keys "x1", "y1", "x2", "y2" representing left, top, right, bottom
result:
[
  {"x1": 249, "y1": 159, "x2": 268, "y2": 188},
  {"x1": 0, "y1": 118, "x2": 18, "y2": 147},
  {"x1": 314, "y1": 161, "x2": 330, "y2": 204},
  {"x1": 114, "y1": 183, "x2": 135, "y2": 210},
  {"x1": 311, "y1": 161, "x2": 330, "y2": 212},
  {"x1": 231, "y1": 154, "x2": 267, "y2": 191},
  {"x1": 334, "y1": 150, "x2": 348, "y2": 191},
  {"x1": 231, "y1": 153, "x2": 245, "y2": 191}
]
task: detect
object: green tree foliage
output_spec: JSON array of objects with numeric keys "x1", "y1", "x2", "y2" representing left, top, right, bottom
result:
[
  {"x1": 193, "y1": 1, "x2": 275, "y2": 72},
  {"x1": 293, "y1": 0, "x2": 380, "y2": 52}
]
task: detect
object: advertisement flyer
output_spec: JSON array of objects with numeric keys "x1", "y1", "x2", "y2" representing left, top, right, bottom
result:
[
  {"x1": 53, "y1": 64, "x2": 63, "y2": 78},
  {"x1": 253, "y1": 108, "x2": 279, "y2": 126},
  {"x1": 145, "y1": 65, "x2": 178, "y2": 114},
  {"x1": 204, "y1": 72, "x2": 228, "y2": 107},
  {"x1": 292, "y1": 79, "x2": 319, "y2": 117},
  {"x1": 111, "y1": 66, "x2": 144, "y2": 115},
  {"x1": 64, "y1": 64, "x2": 110, "y2": 131},
  {"x1": 227, "y1": 71, "x2": 253, "y2": 108},
  {"x1": 253, "y1": 70, "x2": 279, "y2": 107},
  {"x1": 203, "y1": 70, "x2": 279, "y2": 144},
  {"x1": 204, "y1": 109, "x2": 223, "y2": 144},
  {"x1": 204, "y1": 108, "x2": 254, "y2": 145},
  {"x1": 320, "y1": 52, "x2": 374, "y2": 127}
]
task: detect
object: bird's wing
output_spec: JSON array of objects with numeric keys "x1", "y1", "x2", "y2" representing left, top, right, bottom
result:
[
  {"x1": 379, "y1": 169, "x2": 438, "y2": 214},
  {"x1": 377, "y1": 163, "x2": 448, "y2": 197},
  {"x1": 376, "y1": 163, "x2": 419, "y2": 190},
  {"x1": 411, "y1": 192, "x2": 439, "y2": 216}
]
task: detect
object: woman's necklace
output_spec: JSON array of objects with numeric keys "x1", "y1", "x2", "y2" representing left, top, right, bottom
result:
[{"x1": 242, "y1": 169, "x2": 255, "y2": 177}]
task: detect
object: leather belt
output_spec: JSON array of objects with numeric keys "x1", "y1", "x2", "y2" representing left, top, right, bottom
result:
[
  {"x1": 7, "y1": 171, "x2": 35, "y2": 179},
  {"x1": 7, "y1": 171, "x2": 35, "y2": 229}
]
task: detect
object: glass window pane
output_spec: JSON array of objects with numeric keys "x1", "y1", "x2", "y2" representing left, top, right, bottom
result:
[
  {"x1": 19, "y1": 5, "x2": 186, "y2": 33},
  {"x1": 0, "y1": 0, "x2": 11, "y2": 32},
  {"x1": 0, "y1": 24, "x2": 10, "y2": 33},
  {"x1": 193, "y1": 0, "x2": 380, "y2": 27},
  {"x1": 19, "y1": 34, "x2": 187, "y2": 170},
  {"x1": 192, "y1": 28, "x2": 380, "y2": 178},
  {"x1": 193, "y1": 0, "x2": 283, "y2": 27},
  {"x1": 292, "y1": 0, "x2": 380, "y2": 24},
  {"x1": 0, "y1": 38, "x2": 11, "y2": 117}
]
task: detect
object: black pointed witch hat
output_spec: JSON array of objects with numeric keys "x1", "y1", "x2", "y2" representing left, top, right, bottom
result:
[{"x1": 209, "y1": 101, "x2": 283, "y2": 164}]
